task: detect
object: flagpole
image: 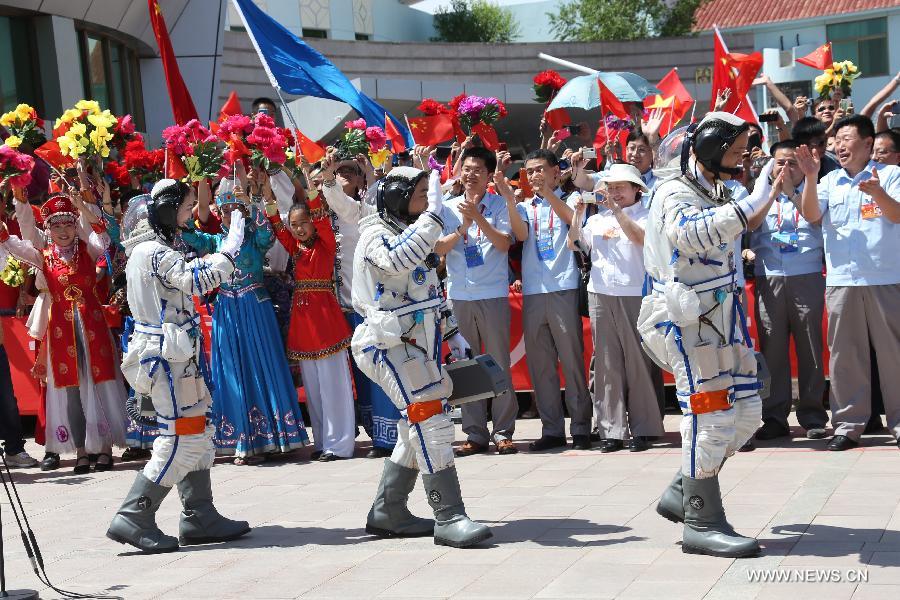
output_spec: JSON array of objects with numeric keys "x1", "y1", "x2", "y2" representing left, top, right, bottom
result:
[
  {"x1": 403, "y1": 114, "x2": 414, "y2": 146},
  {"x1": 537, "y1": 53, "x2": 598, "y2": 76},
  {"x1": 274, "y1": 87, "x2": 301, "y2": 133}
]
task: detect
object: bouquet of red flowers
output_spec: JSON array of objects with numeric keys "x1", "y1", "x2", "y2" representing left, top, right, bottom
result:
[
  {"x1": 246, "y1": 113, "x2": 288, "y2": 171},
  {"x1": 417, "y1": 98, "x2": 451, "y2": 116},
  {"x1": 122, "y1": 139, "x2": 164, "y2": 186},
  {"x1": 163, "y1": 119, "x2": 225, "y2": 182},
  {"x1": 104, "y1": 160, "x2": 131, "y2": 188},
  {"x1": 533, "y1": 70, "x2": 567, "y2": 104},
  {"x1": 0, "y1": 144, "x2": 35, "y2": 190},
  {"x1": 110, "y1": 114, "x2": 138, "y2": 150}
]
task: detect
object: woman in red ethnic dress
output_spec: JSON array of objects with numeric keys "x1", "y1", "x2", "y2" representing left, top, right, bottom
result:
[
  {"x1": 267, "y1": 195, "x2": 355, "y2": 461},
  {"x1": 1, "y1": 191, "x2": 126, "y2": 473}
]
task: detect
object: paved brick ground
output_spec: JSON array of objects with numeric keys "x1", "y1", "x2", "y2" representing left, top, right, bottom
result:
[{"x1": 2, "y1": 414, "x2": 899, "y2": 599}]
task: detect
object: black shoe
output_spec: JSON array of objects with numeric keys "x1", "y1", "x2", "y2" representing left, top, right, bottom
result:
[
  {"x1": 318, "y1": 452, "x2": 342, "y2": 462},
  {"x1": 599, "y1": 439, "x2": 624, "y2": 453},
  {"x1": 73, "y1": 456, "x2": 91, "y2": 475},
  {"x1": 571, "y1": 435, "x2": 591, "y2": 450},
  {"x1": 528, "y1": 436, "x2": 567, "y2": 452},
  {"x1": 805, "y1": 427, "x2": 828, "y2": 440},
  {"x1": 589, "y1": 428, "x2": 602, "y2": 442},
  {"x1": 40, "y1": 453, "x2": 60, "y2": 472},
  {"x1": 864, "y1": 417, "x2": 886, "y2": 435},
  {"x1": 738, "y1": 440, "x2": 755, "y2": 452},
  {"x1": 366, "y1": 447, "x2": 392, "y2": 459},
  {"x1": 628, "y1": 437, "x2": 650, "y2": 452},
  {"x1": 827, "y1": 435, "x2": 859, "y2": 451},
  {"x1": 310, "y1": 450, "x2": 323, "y2": 461},
  {"x1": 755, "y1": 421, "x2": 790, "y2": 440},
  {"x1": 93, "y1": 453, "x2": 114, "y2": 472}
]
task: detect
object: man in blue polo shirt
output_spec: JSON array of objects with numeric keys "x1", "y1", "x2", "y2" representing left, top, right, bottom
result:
[
  {"x1": 750, "y1": 141, "x2": 828, "y2": 442},
  {"x1": 436, "y1": 147, "x2": 517, "y2": 457},
  {"x1": 798, "y1": 114, "x2": 900, "y2": 451},
  {"x1": 505, "y1": 149, "x2": 591, "y2": 451}
]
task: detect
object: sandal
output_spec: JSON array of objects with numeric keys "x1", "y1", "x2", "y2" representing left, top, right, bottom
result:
[
  {"x1": 73, "y1": 456, "x2": 91, "y2": 475},
  {"x1": 93, "y1": 453, "x2": 114, "y2": 472},
  {"x1": 233, "y1": 455, "x2": 265, "y2": 466}
]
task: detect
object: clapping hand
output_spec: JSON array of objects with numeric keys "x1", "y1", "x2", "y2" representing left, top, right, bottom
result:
[
  {"x1": 858, "y1": 168, "x2": 883, "y2": 197},
  {"x1": 795, "y1": 145, "x2": 821, "y2": 179}
]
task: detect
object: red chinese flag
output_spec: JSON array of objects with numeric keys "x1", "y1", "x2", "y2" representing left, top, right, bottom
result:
[
  {"x1": 472, "y1": 123, "x2": 499, "y2": 151},
  {"x1": 646, "y1": 68, "x2": 694, "y2": 137},
  {"x1": 451, "y1": 115, "x2": 467, "y2": 144},
  {"x1": 34, "y1": 140, "x2": 75, "y2": 171},
  {"x1": 796, "y1": 43, "x2": 833, "y2": 71},
  {"x1": 711, "y1": 28, "x2": 763, "y2": 124},
  {"x1": 598, "y1": 80, "x2": 629, "y2": 119},
  {"x1": 219, "y1": 91, "x2": 243, "y2": 122},
  {"x1": 148, "y1": 0, "x2": 198, "y2": 125},
  {"x1": 385, "y1": 113, "x2": 406, "y2": 153},
  {"x1": 165, "y1": 147, "x2": 187, "y2": 180},
  {"x1": 295, "y1": 129, "x2": 326, "y2": 163},
  {"x1": 407, "y1": 114, "x2": 455, "y2": 146},
  {"x1": 545, "y1": 108, "x2": 571, "y2": 131}
]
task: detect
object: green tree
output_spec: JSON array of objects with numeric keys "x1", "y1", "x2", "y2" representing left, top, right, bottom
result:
[
  {"x1": 548, "y1": 0, "x2": 705, "y2": 42},
  {"x1": 432, "y1": 0, "x2": 521, "y2": 43}
]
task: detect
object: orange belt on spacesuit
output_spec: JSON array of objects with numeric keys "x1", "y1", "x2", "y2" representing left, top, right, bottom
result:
[
  {"x1": 173, "y1": 415, "x2": 208, "y2": 435},
  {"x1": 406, "y1": 400, "x2": 444, "y2": 424},
  {"x1": 688, "y1": 390, "x2": 731, "y2": 414}
]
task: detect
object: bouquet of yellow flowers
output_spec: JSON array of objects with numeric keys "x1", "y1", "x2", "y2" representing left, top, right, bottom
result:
[
  {"x1": 814, "y1": 60, "x2": 860, "y2": 100},
  {"x1": 0, "y1": 257, "x2": 27, "y2": 288},
  {"x1": 53, "y1": 100, "x2": 118, "y2": 159},
  {"x1": 0, "y1": 103, "x2": 46, "y2": 149}
]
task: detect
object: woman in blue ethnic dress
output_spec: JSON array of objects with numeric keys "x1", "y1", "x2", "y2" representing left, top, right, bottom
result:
[{"x1": 181, "y1": 178, "x2": 307, "y2": 464}]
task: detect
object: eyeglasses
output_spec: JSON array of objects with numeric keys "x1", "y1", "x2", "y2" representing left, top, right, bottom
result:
[
  {"x1": 816, "y1": 104, "x2": 835, "y2": 113},
  {"x1": 335, "y1": 166, "x2": 361, "y2": 176}
]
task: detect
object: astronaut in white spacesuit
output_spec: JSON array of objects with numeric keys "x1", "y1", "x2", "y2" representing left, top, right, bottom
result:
[
  {"x1": 638, "y1": 113, "x2": 779, "y2": 558},
  {"x1": 107, "y1": 180, "x2": 250, "y2": 553},
  {"x1": 351, "y1": 164, "x2": 492, "y2": 548}
]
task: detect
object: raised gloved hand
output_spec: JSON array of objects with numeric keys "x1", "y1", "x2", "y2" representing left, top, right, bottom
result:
[
  {"x1": 426, "y1": 170, "x2": 443, "y2": 216},
  {"x1": 737, "y1": 158, "x2": 776, "y2": 216},
  {"x1": 219, "y1": 209, "x2": 245, "y2": 259},
  {"x1": 447, "y1": 332, "x2": 471, "y2": 361}
]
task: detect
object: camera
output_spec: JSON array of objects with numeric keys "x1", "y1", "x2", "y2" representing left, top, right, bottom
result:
[
  {"x1": 581, "y1": 191, "x2": 597, "y2": 204},
  {"x1": 582, "y1": 147, "x2": 597, "y2": 159}
]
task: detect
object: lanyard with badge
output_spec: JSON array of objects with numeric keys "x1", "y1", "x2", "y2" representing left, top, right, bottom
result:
[
  {"x1": 463, "y1": 204, "x2": 486, "y2": 267},
  {"x1": 772, "y1": 197, "x2": 800, "y2": 253},
  {"x1": 533, "y1": 200, "x2": 556, "y2": 261}
]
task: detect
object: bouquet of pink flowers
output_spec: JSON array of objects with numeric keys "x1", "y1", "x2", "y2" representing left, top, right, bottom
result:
[
  {"x1": 163, "y1": 119, "x2": 225, "y2": 182},
  {"x1": 455, "y1": 95, "x2": 507, "y2": 130},
  {"x1": 338, "y1": 119, "x2": 390, "y2": 166},
  {"x1": 0, "y1": 144, "x2": 35, "y2": 190},
  {"x1": 246, "y1": 113, "x2": 288, "y2": 171}
]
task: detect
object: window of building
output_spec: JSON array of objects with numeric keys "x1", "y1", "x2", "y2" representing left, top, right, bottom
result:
[
  {"x1": 827, "y1": 17, "x2": 889, "y2": 77},
  {"x1": 0, "y1": 16, "x2": 42, "y2": 114},
  {"x1": 354, "y1": 33, "x2": 370, "y2": 41},
  {"x1": 76, "y1": 29, "x2": 145, "y2": 130},
  {"x1": 302, "y1": 28, "x2": 328, "y2": 39}
]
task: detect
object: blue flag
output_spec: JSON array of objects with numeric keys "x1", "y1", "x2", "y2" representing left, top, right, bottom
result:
[{"x1": 231, "y1": 0, "x2": 412, "y2": 146}]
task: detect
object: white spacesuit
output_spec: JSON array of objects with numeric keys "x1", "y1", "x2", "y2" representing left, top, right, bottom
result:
[
  {"x1": 638, "y1": 113, "x2": 775, "y2": 558},
  {"x1": 352, "y1": 167, "x2": 491, "y2": 548},
  {"x1": 107, "y1": 182, "x2": 250, "y2": 553}
]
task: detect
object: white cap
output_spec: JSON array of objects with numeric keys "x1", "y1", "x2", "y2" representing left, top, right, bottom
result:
[
  {"x1": 698, "y1": 111, "x2": 746, "y2": 129},
  {"x1": 598, "y1": 163, "x2": 648, "y2": 192},
  {"x1": 150, "y1": 178, "x2": 179, "y2": 200}
]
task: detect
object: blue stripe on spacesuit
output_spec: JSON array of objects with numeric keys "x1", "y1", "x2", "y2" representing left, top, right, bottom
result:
[
  {"x1": 193, "y1": 266, "x2": 200, "y2": 295},
  {"x1": 734, "y1": 298, "x2": 753, "y2": 349},
  {"x1": 382, "y1": 354, "x2": 435, "y2": 474},
  {"x1": 671, "y1": 324, "x2": 696, "y2": 394},
  {"x1": 154, "y1": 436, "x2": 179, "y2": 485},
  {"x1": 690, "y1": 414, "x2": 697, "y2": 478}
]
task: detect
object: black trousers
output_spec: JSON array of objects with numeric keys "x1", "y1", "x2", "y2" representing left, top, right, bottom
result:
[{"x1": 0, "y1": 345, "x2": 25, "y2": 456}]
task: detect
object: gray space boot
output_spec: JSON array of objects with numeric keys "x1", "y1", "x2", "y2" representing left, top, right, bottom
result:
[
  {"x1": 682, "y1": 475, "x2": 760, "y2": 558},
  {"x1": 422, "y1": 466, "x2": 492, "y2": 548},
  {"x1": 366, "y1": 460, "x2": 434, "y2": 538},
  {"x1": 177, "y1": 470, "x2": 251, "y2": 545},
  {"x1": 106, "y1": 473, "x2": 179, "y2": 553},
  {"x1": 656, "y1": 470, "x2": 684, "y2": 523}
]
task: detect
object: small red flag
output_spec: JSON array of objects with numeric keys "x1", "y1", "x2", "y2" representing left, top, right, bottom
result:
[
  {"x1": 148, "y1": 0, "x2": 198, "y2": 125},
  {"x1": 294, "y1": 129, "x2": 326, "y2": 163},
  {"x1": 385, "y1": 113, "x2": 406, "y2": 153},
  {"x1": 645, "y1": 68, "x2": 694, "y2": 138},
  {"x1": 472, "y1": 123, "x2": 499, "y2": 151},
  {"x1": 34, "y1": 140, "x2": 75, "y2": 171},
  {"x1": 711, "y1": 28, "x2": 763, "y2": 124},
  {"x1": 407, "y1": 114, "x2": 455, "y2": 146},
  {"x1": 165, "y1": 147, "x2": 187, "y2": 180},
  {"x1": 796, "y1": 43, "x2": 833, "y2": 71},
  {"x1": 219, "y1": 91, "x2": 243, "y2": 122},
  {"x1": 598, "y1": 80, "x2": 628, "y2": 119},
  {"x1": 545, "y1": 108, "x2": 571, "y2": 131}
]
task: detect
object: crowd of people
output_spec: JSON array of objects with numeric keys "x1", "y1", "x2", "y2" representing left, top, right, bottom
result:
[{"x1": 0, "y1": 68, "x2": 898, "y2": 484}]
